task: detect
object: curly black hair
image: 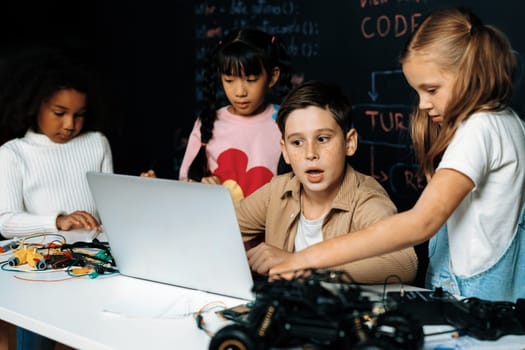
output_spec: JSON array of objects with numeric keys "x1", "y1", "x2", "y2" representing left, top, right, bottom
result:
[{"x1": 0, "y1": 48, "x2": 106, "y2": 138}]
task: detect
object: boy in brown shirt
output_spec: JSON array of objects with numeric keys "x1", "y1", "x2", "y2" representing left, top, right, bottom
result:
[{"x1": 235, "y1": 80, "x2": 417, "y2": 283}]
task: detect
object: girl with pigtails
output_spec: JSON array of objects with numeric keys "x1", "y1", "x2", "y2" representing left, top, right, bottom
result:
[{"x1": 179, "y1": 29, "x2": 292, "y2": 201}]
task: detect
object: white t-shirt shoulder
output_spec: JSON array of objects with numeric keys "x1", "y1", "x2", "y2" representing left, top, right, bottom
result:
[{"x1": 437, "y1": 109, "x2": 525, "y2": 277}]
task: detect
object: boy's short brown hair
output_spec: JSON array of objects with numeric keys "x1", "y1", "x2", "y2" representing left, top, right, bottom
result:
[{"x1": 276, "y1": 80, "x2": 352, "y2": 136}]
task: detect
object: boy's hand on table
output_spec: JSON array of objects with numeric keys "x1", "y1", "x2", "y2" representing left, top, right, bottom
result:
[
  {"x1": 246, "y1": 243, "x2": 292, "y2": 275},
  {"x1": 269, "y1": 254, "x2": 312, "y2": 281}
]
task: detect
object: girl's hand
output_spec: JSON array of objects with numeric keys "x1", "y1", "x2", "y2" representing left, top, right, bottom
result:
[
  {"x1": 201, "y1": 175, "x2": 221, "y2": 185},
  {"x1": 56, "y1": 211, "x2": 101, "y2": 231},
  {"x1": 140, "y1": 169, "x2": 157, "y2": 178}
]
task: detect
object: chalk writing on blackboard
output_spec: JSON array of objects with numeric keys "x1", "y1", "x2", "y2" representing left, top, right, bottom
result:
[
  {"x1": 355, "y1": 67, "x2": 417, "y2": 193},
  {"x1": 348, "y1": 2, "x2": 426, "y2": 209},
  {"x1": 195, "y1": 0, "x2": 321, "y2": 105}
]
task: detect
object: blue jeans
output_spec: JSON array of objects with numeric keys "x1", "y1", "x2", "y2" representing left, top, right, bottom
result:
[
  {"x1": 425, "y1": 208, "x2": 525, "y2": 301},
  {"x1": 16, "y1": 327, "x2": 55, "y2": 350}
]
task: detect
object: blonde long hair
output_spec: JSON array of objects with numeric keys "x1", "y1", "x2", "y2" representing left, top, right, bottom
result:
[{"x1": 400, "y1": 7, "x2": 516, "y2": 180}]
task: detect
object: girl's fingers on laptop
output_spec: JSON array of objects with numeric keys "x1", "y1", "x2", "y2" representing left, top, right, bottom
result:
[{"x1": 140, "y1": 169, "x2": 157, "y2": 178}]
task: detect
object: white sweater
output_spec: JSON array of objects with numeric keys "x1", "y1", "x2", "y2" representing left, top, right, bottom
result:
[{"x1": 0, "y1": 130, "x2": 113, "y2": 238}]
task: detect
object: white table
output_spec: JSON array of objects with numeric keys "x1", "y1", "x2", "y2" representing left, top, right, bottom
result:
[
  {"x1": 0, "y1": 263, "x2": 523, "y2": 350},
  {"x1": 0, "y1": 267, "x2": 244, "y2": 350}
]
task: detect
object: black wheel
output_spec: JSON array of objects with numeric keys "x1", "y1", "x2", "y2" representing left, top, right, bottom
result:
[{"x1": 209, "y1": 324, "x2": 261, "y2": 350}]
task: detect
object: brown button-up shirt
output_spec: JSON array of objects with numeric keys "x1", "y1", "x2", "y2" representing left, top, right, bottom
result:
[{"x1": 235, "y1": 165, "x2": 418, "y2": 284}]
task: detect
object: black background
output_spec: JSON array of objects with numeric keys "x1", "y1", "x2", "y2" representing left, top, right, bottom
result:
[{"x1": 0, "y1": 1, "x2": 196, "y2": 180}]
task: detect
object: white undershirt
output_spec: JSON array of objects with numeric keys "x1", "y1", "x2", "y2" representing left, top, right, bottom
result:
[{"x1": 294, "y1": 212, "x2": 325, "y2": 252}]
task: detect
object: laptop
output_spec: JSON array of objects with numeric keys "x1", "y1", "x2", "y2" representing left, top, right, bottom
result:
[{"x1": 86, "y1": 172, "x2": 254, "y2": 301}]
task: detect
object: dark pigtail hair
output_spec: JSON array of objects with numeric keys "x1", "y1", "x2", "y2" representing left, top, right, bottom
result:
[
  {"x1": 187, "y1": 29, "x2": 292, "y2": 181},
  {"x1": 267, "y1": 34, "x2": 293, "y2": 103},
  {"x1": 187, "y1": 44, "x2": 219, "y2": 181}
]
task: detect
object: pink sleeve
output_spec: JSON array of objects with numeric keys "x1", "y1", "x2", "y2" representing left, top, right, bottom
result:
[{"x1": 178, "y1": 119, "x2": 202, "y2": 180}]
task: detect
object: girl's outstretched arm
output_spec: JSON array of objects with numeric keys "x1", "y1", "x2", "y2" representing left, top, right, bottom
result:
[{"x1": 270, "y1": 168, "x2": 474, "y2": 278}]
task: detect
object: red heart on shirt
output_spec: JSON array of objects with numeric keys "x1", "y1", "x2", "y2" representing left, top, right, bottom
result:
[{"x1": 213, "y1": 148, "x2": 273, "y2": 198}]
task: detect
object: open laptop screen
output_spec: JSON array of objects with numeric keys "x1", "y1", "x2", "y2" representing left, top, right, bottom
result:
[{"x1": 86, "y1": 172, "x2": 254, "y2": 300}]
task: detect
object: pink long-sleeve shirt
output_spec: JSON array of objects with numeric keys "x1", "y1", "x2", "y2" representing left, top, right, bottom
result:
[{"x1": 179, "y1": 104, "x2": 282, "y2": 199}]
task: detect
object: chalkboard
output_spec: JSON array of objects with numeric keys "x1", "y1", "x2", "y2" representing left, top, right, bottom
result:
[{"x1": 195, "y1": 0, "x2": 525, "y2": 211}]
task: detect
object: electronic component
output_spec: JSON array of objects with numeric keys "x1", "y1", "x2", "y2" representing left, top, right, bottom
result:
[
  {"x1": 8, "y1": 247, "x2": 46, "y2": 270},
  {"x1": 442, "y1": 297, "x2": 525, "y2": 340},
  {"x1": 209, "y1": 270, "x2": 424, "y2": 350},
  {"x1": 386, "y1": 287, "x2": 458, "y2": 325},
  {"x1": 0, "y1": 241, "x2": 18, "y2": 253},
  {"x1": 216, "y1": 303, "x2": 252, "y2": 325},
  {"x1": 210, "y1": 272, "x2": 525, "y2": 349},
  {"x1": 2, "y1": 233, "x2": 116, "y2": 276}
]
